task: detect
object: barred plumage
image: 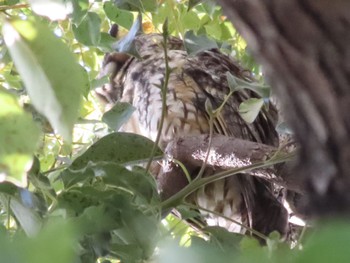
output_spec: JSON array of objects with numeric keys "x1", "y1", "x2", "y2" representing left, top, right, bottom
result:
[{"x1": 96, "y1": 33, "x2": 287, "y2": 237}]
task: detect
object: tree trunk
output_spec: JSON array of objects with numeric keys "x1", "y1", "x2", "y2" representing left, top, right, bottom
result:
[{"x1": 216, "y1": 0, "x2": 350, "y2": 216}]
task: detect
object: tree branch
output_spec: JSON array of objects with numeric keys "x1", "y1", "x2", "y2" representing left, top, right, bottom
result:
[{"x1": 156, "y1": 134, "x2": 303, "y2": 200}]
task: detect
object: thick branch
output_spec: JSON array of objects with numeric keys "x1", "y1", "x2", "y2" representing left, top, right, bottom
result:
[
  {"x1": 156, "y1": 134, "x2": 302, "y2": 199},
  {"x1": 215, "y1": 0, "x2": 350, "y2": 215}
]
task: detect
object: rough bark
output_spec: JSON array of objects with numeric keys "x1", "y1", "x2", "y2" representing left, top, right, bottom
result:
[
  {"x1": 215, "y1": 0, "x2": 350, "y2": 215},
  {"x1": 160, "y1": 134, "x2": 301, "y2": 192}
]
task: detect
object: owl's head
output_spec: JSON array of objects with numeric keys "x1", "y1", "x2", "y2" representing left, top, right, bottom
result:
[{"x1": 94, "y1": 21, "x2": 184, "y2": 108}]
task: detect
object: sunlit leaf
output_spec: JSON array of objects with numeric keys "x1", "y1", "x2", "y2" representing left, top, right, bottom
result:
[
  {"x1": 182, "y1": 11, "x2": 201, "y2": 31},
  {"x1": 238, "y1": 98, "x2": 264, "y2": 123},
  {"x1": 3, "y1": 19, "x2": 85, "y2": 141}
]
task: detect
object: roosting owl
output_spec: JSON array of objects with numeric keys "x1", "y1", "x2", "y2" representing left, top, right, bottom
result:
[{"x1": 95, "y1": 23, "x2": 288, "y2": 239}]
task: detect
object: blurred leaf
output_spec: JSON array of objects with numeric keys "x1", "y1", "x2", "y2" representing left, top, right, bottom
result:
[
  {"x1": 27, "y1": 0, "x2": 72, "y2": 21},
  {"x1": 97, "y1": 32, "x2": 117, "y2": 52},
  {"x1": 205, "y1": 22, "x2": 222, "y2": 40},
  {"x1": 0, "y1": 91, "x2": 40, "y2": 187},
  {"x1": 102, "y1": 102, "x2": 135, "y2": 131},
  {"x1": 0, "y1": 194, "x2": 42, "y2": 237},
  {"x1": 3, "y1": 19, "x2": 85, "y2": 141},
  {"x1": 202, "y1": 0, "x2": 217, "y2": 17},
  {"x1": 2, "y1": 0, "x2": 20, "y2": 5},
  {"x1": 69, "y1": 132, "x2": 163, "y2": 170},
  {"x1": 91, "y1": 75, "x2": 109, "y2": 90},
  {"x1": 297, "y1": 221, "x2": 350, "y2": 263},
  {"x1": 230, "y1": 76, "x2": 271, "y2": 99},
  {"x1": 104, "y1": 2, "x2": 134, "y2": 29},
  {"x1": 70, "y1": 0, "x2": 89, "y2": 25},
  {"x1": 72, "y1": 12, "x2": 101, "y2": 46},
  {"x1": 239, "y1": 236, "x2": 261, "y2": 251},
  {"x1": 184, "y1": 31, "x2": 218, "y2": 55},
  {"x1": 114, "y1": 0, "x2": 157, "y2": 12},
  {"x1": 0, "y1": 182, "x2": 18, "y2": 195},
  {"x1": 239, "y1": 98, "x2": 264, "y2": 123},
  {"x1": 266, "y1": 231, "x2": 281, "y2": 253},
  {"x1": 177, "y1": 205, "x2": 202, "y2": 220},
  {"x1": 7, "y1": 219, "x2": 77, "y2": 263},
  {"x1": 188, "y1": 0, "x2": 202, "y2": 11},
  {"x1": 114, "y1": 207, "x2": 160, "y2": 260},
  {"x1": 226, "y1": 72, "x2": 240, "y2": 92},
  {"x1": 205, "y1": 226, "x2": 242, "y2": 250},
  {"x1": 181, "y1": 11, "x2": 201, "y2": 31},
  {"x1": 159, "y1": 236, "x2": 235, "y2": 263}
]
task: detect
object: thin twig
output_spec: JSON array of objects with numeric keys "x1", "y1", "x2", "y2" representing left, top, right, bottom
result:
[
  {"x1": 145, "y1": 21, "x2": 171, "y2": 172},
  {"x1": 160, "y1": 151, "x2": 294, "y2": 210},
  {"x1": 184, "y1": 202, "x2": 268, "y2": 241}
]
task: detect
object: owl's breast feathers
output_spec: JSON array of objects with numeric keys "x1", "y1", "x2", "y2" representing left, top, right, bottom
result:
[{"x1": 95, "y1": 33, "x2": 288, "y2": 238}]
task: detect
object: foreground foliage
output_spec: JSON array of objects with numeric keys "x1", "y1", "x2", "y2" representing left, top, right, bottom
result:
[{"x1": 0, "y1": 0, "x2": 349, "y2": 262}]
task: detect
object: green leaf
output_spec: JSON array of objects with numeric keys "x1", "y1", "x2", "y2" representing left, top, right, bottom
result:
[
  {"x1": 1, "y1": 219, "x2": 78, "y2": 263},
  {"x1": 91, "y1": 75, "x2": 109, "y2": 90},
  {"x1": 3, "y1": 19, "x2": 85, "y2": 142},
  {"x1": 0, "y1": 194, "x2": 42, "y2": 237},
  {"x1": 184, "y1": 31, "x2": 218, "y2": 55},
  {"x1": 97, "y1": 32, "x2": 116, "y2": 52},
  {"x1": 188, "y1": 0, "x2": 202, "y2": 11},
  {"x1": 115, "y1": 0, "x2": 157, "y2": 12},
  {"x1": 205, "y1": 22, "x2": 222, "y2": 40},
  {"x1": 27, "y1": 0, "x2": 72, "y2": 21},
  {"x1": 226, "y1": 72, "x2": 240, "y2": 92},
  {"x1": 69, "y1": 132, "x2": 163, "y2": 170},
  {"x1": 102, "y1": 102, "x2": 135, "y2": 131},
  {"x1": 60, "y1": 162, "x2": 159, "y2": 203},
  {"x1": 202, "y1": 0, "x2": 217, "y2": 17},
  {"x1": 231, "y1": 76, "x2": 271, "y2": 99},
  {"x1": 0, "y1": 182, "x2": 18, "y2": 195},
  {"x1": 297, "y1": 221, "x2": 350, "y2": 263},
  {"x1": 0, "y1": 91, "x2": 40, "y2": 187},
  {"x1": 181, "y1": 11, "x2": 201, "y2": 31},
  {"x1": 70, "y1": 0, "x2": 89, "y2": 25},
  {"x1": 103, "y1": 2, "x2": 134, "y2": 29},
  {"x1": 99, "y1": 164, "x2": 159, "y2": 204},
  {"x1": 72, "y1": 12, "x2": 101, "y2": 46},
  {"x1": 238, "y1": 98, "x2": 264, "y2": 123},
  {"x1": 3, "y1": 0, "x2": 20, "y2": 5},
  {"x1": 205, "y1": 226, "x2": 242, "y2": 250}
]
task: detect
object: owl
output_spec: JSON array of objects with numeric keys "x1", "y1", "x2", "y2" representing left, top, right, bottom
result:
[{"x1": 95, "y1": 30, "x2": 288, "y2": 238}]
